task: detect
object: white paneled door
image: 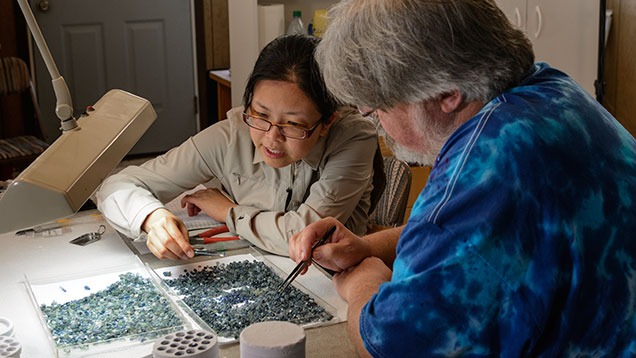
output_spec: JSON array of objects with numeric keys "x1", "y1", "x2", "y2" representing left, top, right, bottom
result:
[{"x1": 31, "y1": 0, "x2": 197, "y2": 154}]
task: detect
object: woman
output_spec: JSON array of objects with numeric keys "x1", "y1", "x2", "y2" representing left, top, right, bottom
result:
[{"x1": 96, "y1": 35, "x2": 379, "y2": 259}]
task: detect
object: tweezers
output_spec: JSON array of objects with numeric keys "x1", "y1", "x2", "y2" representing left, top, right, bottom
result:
[
  {"x1": 276, "y1": 225, "x2": 336, "y2": 293},
  {"x1": 193, "y1": 248, "x2": 226, "y2": 257}
]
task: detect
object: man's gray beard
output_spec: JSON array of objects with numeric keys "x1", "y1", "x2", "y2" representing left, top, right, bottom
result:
[
  {"x1": 374, "y1": 106, "x2": 453, "y2": 167},
  {"x1": 381, "y1": 132, "x2": 438, "y2": 167}
]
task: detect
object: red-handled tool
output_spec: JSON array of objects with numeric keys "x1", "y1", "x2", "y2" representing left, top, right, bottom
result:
[{"x1": 189, "y1": 225, "x2": 239, "y2": 244}]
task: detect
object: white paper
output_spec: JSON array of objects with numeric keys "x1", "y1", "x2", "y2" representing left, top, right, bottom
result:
[{"x1": 164, "y1": 184, "x2": 224, "y2": 230}]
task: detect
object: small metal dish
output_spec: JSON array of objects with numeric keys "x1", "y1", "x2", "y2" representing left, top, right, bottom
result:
[{"x1": 70, "y1": 225, "x2": 106, "y2": 246}]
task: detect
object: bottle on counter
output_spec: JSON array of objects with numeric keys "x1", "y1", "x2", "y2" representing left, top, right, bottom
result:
[
  {"x1": 312, "y1": 10, "x2": 328, "y2": 38},
  {"x1": 286, "y1": 10, "x2": 305, "y2": 36}
]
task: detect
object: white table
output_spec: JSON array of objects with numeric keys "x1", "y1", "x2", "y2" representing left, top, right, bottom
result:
[{"x1": 0, "y1": 210, "x2": 356, "y2": 357}]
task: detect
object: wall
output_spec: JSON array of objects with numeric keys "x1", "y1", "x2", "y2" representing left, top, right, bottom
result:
[
  {"x1": 228, "y1": 0, "x2": 259, "y2": 107},
  {"x1": 228, "y1": 0, "x2": 336, "y2": 107}
]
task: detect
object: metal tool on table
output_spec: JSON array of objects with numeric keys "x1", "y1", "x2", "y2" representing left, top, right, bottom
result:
[
  {"x1": 276, "y1": 225, "x2": 336, "y2": 293},
  {"x1": 16, "y1": 223, "x2": 62, "y2": 236},
  {"x1": 15, "y1": 219, "x2": 70, "y2": 237},
  {"x1": 192, "y1": 248, "x2": 226, "y2": 257},
  {"x1": 69, "y1": 225, "x2": 106, "y2": 246}
]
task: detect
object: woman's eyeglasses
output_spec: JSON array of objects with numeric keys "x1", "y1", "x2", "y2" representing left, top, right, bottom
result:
[
  {"x1": 357, "y1": 106, "x2": 378, "y2": 121},
  {"x1": 242, "y1": 112, "x2": 322, "y2": 140}
]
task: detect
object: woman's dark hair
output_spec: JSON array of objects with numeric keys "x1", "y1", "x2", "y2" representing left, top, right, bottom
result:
[{"x1": 243, "y1": 35, "x2": 337, "y2": 122}]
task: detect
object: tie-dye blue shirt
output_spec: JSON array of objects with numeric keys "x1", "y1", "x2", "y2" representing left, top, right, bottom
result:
[{"x1": 360, "y1": 63, "x2": 636, "y2": 357}]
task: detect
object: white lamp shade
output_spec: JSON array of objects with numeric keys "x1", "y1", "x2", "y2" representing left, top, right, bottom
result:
[{"x1": 0, "y1": 89, "x2": 156, "y2": 234}]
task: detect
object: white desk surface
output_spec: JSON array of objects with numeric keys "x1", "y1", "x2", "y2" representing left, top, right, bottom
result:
[{"x1": 0, "y1": 210, "x2": 356, "y2": 357}]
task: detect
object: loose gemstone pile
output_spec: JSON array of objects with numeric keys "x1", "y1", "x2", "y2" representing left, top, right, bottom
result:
[
  {"x1": 165, "y1": 260, "x2": 333, "y2": 338},
  {"x1": 40, "y1": 272, "x2": 182, "y2": 347}
]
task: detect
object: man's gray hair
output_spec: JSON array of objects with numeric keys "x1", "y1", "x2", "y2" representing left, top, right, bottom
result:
[{"x1": 316, "y1": 0, "x2": 535, "y2": 108}]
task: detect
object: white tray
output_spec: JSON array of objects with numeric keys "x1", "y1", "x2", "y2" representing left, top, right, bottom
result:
[
  {"x1": 25, "y1": 260, "x2": 191, "y2": 357},
  {"x1": 149, "y1": 252, "x2": 341, "y2": 344}
]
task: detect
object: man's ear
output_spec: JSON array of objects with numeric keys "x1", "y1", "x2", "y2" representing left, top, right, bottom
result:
[
  {"x1": 319, "y1": 111, "x2": 338, "y2": 136},
  {"x1": 439, "y1": 90, "x2": 464, "y2": 113}
]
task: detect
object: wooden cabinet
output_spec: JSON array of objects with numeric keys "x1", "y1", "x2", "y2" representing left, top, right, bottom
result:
[
  {"x1": 208, "y1": 69, "x2": 232, "y2": 121},
  {"x1": 603, "y1": 0, "x2": 636, "y2": 138},
  {"x1": 403, "y1": 166, "x2": 432, "y2": 225},
  {"x1": 495, "y1": 0, "x2": 599, "y2": 96},
  {"x1": 203, "y1": 0, "x2": 230, "y2": 71}
]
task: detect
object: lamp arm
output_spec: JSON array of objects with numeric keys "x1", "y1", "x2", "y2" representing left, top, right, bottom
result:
[{"x1": 16, "y1": 0, "x2": 78, "y2": 131}]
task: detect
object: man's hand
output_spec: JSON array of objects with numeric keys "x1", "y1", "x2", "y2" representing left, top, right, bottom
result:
[
  {"x1": 180, "y1": 188, "x2": 237, "y2": 222},
  {"x1": 288, "y1": 217, "x2": 373, "y2": 273},
  {"x1": 143, "y1": 208, "x2": 193, "y2": 260}
]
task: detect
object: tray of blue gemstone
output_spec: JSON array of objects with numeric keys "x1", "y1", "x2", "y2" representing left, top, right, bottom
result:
[
  {"x1": 25, "y1": 261, "x2": 191, "y2": 357},
  {"x1": 151, "y1": 253, "x2": 340, "y2": 343}
]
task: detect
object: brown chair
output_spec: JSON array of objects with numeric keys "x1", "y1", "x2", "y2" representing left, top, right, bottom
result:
[
  {"x1": 369, "y1": 156, "x2": 412, "y2": 227},
  {"x1": 0, "y1": 57, "x2": 49, "y2": 179}
]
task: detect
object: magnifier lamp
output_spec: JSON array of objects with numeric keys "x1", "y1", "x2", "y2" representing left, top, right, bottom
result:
[{"x1": 0, "y1": 0, "x2": 157, "y2": 234}]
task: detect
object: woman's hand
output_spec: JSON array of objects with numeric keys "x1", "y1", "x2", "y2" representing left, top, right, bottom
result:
[
  {"x1": 180, "y1": 188, "x2": 237, "y2": 222},
  {"x1": 142, "y1": 208, "x2": 194, "y2": 260},
  {"x1": 288, "y1": 217, "x2": 373, "y2": 273}
]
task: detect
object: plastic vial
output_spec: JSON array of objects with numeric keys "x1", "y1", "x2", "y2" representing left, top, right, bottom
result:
[{"x1": 286, "y1": 10, "x2": 305, "y2": 36}]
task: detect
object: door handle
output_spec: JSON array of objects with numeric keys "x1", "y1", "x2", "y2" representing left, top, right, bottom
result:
[
  {"x1": 38, "y1": 0, "x2": 49, "y2": 12},
  {"x1": 534, "y1": 5, "x2": 543, "y2": 38}
]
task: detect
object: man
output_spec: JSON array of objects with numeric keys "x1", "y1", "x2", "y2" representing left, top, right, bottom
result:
[{"x1": 289, "y1": 0, "x2": 636, "y2": 356}]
